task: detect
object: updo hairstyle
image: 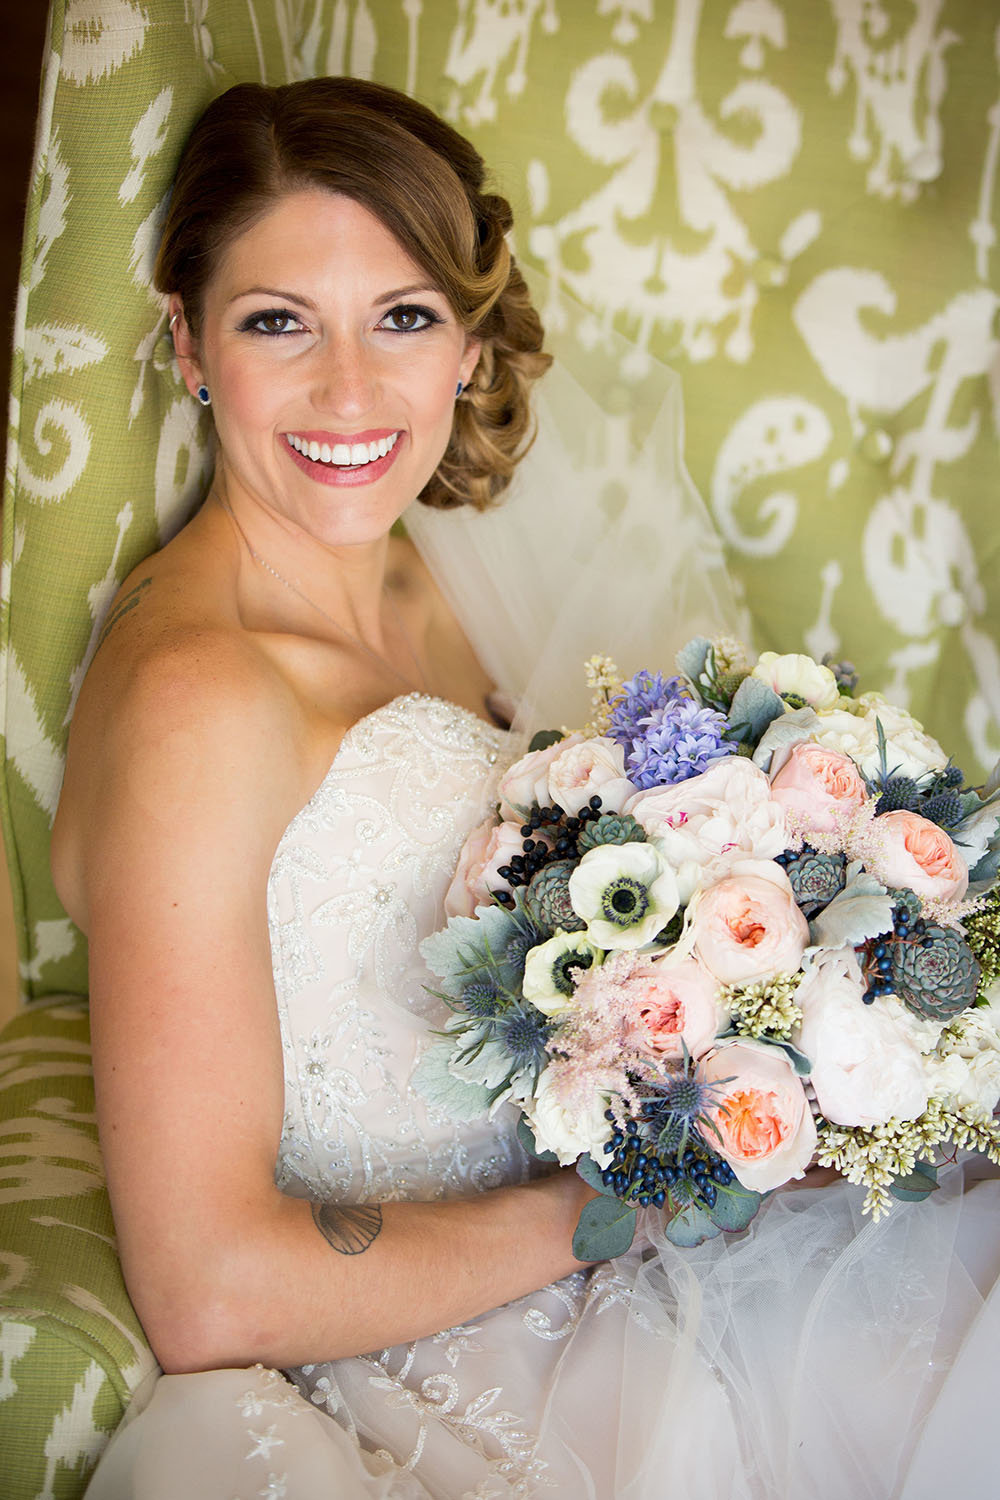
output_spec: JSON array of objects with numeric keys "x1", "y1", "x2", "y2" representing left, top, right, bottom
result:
[{"x1": 154, "y1": 77, "x2": 551, "y2": 509}]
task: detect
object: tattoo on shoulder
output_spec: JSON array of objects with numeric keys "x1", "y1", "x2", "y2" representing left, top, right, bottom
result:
[
  {"x1": 312, "y1": 1201, "x2": 383, "y2": 1255},
  {"x1": 95, "y1": 577, "x2": 153, "y2": 654}
]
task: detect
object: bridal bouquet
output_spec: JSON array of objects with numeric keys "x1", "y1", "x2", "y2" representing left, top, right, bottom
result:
[{"x1": 416, "y1": 639, "x2": 1000, "y2": 1258}]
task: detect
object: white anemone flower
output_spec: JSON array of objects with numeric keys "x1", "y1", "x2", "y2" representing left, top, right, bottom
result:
[
  {"x1": 568, "y1": 842, "x2": 680, "y2": 950},
  {"x1": 522, "y1": 931, "x2": 603, "y2": 1016}
]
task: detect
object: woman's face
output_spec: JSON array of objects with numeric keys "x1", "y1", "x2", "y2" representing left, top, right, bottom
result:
[{"x1": 173, "y1": 188, "x2": 480, "y2": 547}]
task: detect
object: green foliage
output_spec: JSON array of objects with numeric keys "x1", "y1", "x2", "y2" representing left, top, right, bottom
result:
[{"x1": 572, "y1": 1195, "x2": 638, "y2": 1260}]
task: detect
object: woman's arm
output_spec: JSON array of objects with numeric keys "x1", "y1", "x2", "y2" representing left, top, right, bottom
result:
[{"x1": 57, "y1": 629, "x2": 596, "y2": 1376}]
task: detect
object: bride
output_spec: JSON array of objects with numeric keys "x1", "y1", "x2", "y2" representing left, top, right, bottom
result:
[{"x1": 54, "y1": 77, "x2": 1000, "y2": 1500}]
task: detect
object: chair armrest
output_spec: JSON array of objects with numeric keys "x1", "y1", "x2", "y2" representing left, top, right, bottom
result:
[{"x1": 0, "y1": 998, "x2": 157, "y2": 1499}]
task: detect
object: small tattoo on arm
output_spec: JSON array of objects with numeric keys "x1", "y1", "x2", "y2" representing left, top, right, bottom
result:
[
  {"x1": 312, "y1": 1201, "x2": 383, "y2": 1255},
  {"x1": 95, "y1": 577, "x2": 152, "y2": 653}
]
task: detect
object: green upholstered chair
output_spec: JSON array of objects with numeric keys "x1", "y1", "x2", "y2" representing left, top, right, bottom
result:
[{"x1": 2, "y1": 2, "x2": 998, "y2": 1494}]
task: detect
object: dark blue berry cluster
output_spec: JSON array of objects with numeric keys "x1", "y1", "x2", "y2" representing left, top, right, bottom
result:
[
  {"x1": 861, "y1": 903, "x2": 932, "y2": 1003},
  {"x1": 599, "y1": 1109, "x2": 735, "y2": 1210},
  {"x1": 492, "y1": 796, "x2": 604, "y2": 904}
]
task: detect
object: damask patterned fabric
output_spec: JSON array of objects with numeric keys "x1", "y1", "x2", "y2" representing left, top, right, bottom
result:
[{"x1": 1, "y1": 2, "x2": 998, "y2": 1496}]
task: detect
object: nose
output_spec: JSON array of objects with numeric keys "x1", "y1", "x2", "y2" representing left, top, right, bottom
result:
[{"x1": 310, "y1": 333, "x2": 378, "y2": 418}]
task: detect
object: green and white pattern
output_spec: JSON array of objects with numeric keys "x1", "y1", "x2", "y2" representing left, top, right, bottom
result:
[{"x1": 1, "y1": 3, "x2": 998, "y2": 1494}]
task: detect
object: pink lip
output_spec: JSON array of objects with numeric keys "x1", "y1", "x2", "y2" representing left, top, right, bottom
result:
[{"x1": 282, "y1": 429, "x2": 405, "y2": 487}]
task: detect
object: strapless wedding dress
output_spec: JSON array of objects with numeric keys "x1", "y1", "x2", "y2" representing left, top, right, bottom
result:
[{"x1": 85, "y1": 695, "x2": 1000, "y2": 1500}]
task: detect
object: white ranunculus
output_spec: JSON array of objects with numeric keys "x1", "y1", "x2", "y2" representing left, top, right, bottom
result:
[
  {"x1": 525, "y1": 1064, "x2": 613, "y2": 1166},
  {"x1": 625, "y1": 756, "x2": 787, "y2": 904},
  {"x1": 855, "y1": 695, "x2": 949, "y2": 780},
  {"x1": 547, "y1": 736, "x2": 635, "y2": 817},
  {"x1": 794, "y1": 948, "x2": 929, "y2": 1127},
  {"x1": 926, "y1": 997, "x2": 1000, "y2": 1115},
  {"x1": 751, "y1": 652, "x2": 840, "y2": 710},
  {"x1": 809, "y1": 708, "x2": 881, "y2": 776},
  {"x1": 521, "y1": 931, "x2": 603, "y2": 1016},
  {"x1": 569, "y1": 842, "x2": 680, "y2": 950}
]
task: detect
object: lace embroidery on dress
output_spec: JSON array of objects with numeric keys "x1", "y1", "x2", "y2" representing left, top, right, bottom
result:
[{"x1": 267, "y1": 694, "x2": 527, "y2": 1209}]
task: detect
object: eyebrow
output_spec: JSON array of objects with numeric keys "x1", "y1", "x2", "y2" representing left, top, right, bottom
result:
[{"x1": 227, "y1": 283, "x2": 445, "y2": 309}]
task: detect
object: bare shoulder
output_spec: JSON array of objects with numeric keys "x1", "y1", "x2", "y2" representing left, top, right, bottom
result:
[{"x1": 53, "y1": 570, "x2": 307, "y2": 928}]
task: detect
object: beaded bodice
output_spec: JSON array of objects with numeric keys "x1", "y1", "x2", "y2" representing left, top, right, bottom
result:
[{"x1": 267, "y1": 693, "x2": 527, "y2": 1206}]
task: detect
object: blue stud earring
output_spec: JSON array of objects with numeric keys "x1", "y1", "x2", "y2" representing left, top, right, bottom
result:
[
  {"x1": 196, "y1": 385, "x2": 211, "y2": 407},
  {"x1": 455, "y1": 381, "x2": 464, "y2": 398}
]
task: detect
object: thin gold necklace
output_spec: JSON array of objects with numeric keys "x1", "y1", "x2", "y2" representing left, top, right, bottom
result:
[{"x1": 219, "y1": 496, "x2": 430, "y2": 696}]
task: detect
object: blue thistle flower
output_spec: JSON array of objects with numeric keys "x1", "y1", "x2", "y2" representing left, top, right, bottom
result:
[
  {"x1": 494, "y1": 1004, "x2": 552, "y2": 1071},
  {"x1": 625, "y1": 700, "x2": 736, "y2": 789},
  {"x1": 608, "y1": 671, "x2": 690, "y2": 750}
]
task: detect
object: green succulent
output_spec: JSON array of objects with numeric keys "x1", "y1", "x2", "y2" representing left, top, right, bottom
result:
[
  {"x1": 524, "y1": 858, "x2": 586, "y2": 934},
  {"x1": 781, "y1": 847, "x2": 846, "y2": 917},
  {"x1": 891, "y1": 925, "x2": 980, "y2": 1021},
  {"x1": 576, "y1": 811, "x2": 647, "y2": 853}
]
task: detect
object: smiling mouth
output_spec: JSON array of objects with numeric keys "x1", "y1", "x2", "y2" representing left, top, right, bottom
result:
[{"x1": 285, "y1": 432, "x2": 399, "y2": 469}]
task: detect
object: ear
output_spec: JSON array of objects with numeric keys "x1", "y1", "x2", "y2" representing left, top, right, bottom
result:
[
  {"x1": 460, "y1": 336, "x2": 482, "y2": 390},
  {"x1": 167, "y1": 295, "x2": 206, "y2": 400}
]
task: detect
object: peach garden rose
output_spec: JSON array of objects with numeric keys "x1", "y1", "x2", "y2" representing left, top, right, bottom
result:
[
  {"x1": 767, "y1": 740, "x2": 869, "y2": 833},
  {"x1": 688, "y1": 859, "x2": 810, "y2": 985},
  {"x1": 701, "y1": 1040, "x2": 817, "y2": 1192},
  {"x1": 873, "y1": 809, "x2": 969, "y2": 903}
]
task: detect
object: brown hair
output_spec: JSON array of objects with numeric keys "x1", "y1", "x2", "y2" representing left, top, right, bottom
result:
[{"x1": 154, "y1": 77, "x2": 550, "y2": 509}]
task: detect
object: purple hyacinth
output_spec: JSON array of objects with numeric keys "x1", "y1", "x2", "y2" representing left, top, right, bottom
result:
[
  {"x1": 608, "y1": 670, "x2": 690, "y2": 750},
  {"x1": 624, "y1": 700, "x2": 736, "y2": 789}
]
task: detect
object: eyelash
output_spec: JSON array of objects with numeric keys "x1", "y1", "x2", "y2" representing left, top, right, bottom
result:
[{"x1": 237, "y1": 304, "x2": 444, "y2": 337}]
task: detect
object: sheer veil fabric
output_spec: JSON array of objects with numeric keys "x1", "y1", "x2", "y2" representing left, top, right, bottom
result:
[
  {"x1": 82, "y1": 298, "x2": 1000, "y2": 1500},
  {"x1": 405, "y1": 273, "x2": 749, "y2": 735}
]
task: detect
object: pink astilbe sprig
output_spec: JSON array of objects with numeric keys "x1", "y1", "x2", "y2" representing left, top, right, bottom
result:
[{"x1": 549, "y1": 952, "x2": 674, "y2": 1118}]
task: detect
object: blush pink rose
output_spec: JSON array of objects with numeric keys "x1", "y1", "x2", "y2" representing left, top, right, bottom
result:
[
  {"x1": 689, "y1": 860, "x2": 810, "y2": 984},
  {"x1": 874, "y1": 810, "x2": 969, "y2": 903},
  {"x1": 768, "y1": 741, "x2": 869, "y2": 833},
  {"x1": 701, "y1": 1040, "x2": 817, "y2": 1191},
  {"x1": 624, "y1": 957, "x2": 722, "y2": 1062},
  {"x1": 547, "y1": 736, "x2": 634, "y2": 817},
  {"x1": 497, "y1": 734, "x2": 583, "y2": 821},
  {"x1": 444, "y1": 818, "x2": 536, "y2": 918}
]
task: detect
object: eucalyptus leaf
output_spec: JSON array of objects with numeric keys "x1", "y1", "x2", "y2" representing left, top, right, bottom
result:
[
  {"x1": 528, "y1": 728, "x2": 564, "y2": 753},
  {"x1": 727, "y1": 675, "x2": 786, "y2": 743},
  {"x1": 675, "y1": 636, "x2": 712, "y2": 686},
  {"x1": 572, "y1": 1195, "x2": 638, "y2": 1260},
  {"x1": 707, "y1": 1181, "x2": 762, "y2": 1232},
  {"x1": 983, "y1": 757, "x2": 1000, "y2": 801},
  {"x1": 750, "y1": 705, "x2": 822, "y2": 771},
  {"x1": 808, "y1": 864, "x2": 893, "y2": 948},
  {"x1": 411, "y1": 1043, "x2": 492, "y2": 1123},
  {"x1": 889, "y1": 1162, "x2": 939, "y2": 1203},
  {"x1": 576, "y1": 1151, "x2": 616, "y2": 1195},
  {"x1": 775, "y1": 1040, "x2": 813, "y2": 1077},
  {"x1": 664, "y1": 1201, "x2": 721, "y2": 1247},
  {"x1": 951, "y1": 801, "x2": 1000, "y2": 870},
  {"x1": 516, "y1": 1114, "x2": 559, "y2": 1163}
]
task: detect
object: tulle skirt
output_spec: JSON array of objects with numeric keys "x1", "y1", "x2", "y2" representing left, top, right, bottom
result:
[{"x1": 85, "y1": 1159, "x2": 1000, "y2": 1500}]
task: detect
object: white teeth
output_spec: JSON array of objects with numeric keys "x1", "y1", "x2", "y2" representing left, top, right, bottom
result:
[{"x1": 287, "y1": 432, "x2": 399, "y2": 467}]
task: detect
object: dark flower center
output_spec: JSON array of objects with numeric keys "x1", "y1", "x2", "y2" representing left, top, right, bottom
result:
[
  {"x1": 553, "y1": 949, "x2": 593, "y2": 996},
  {"x1": 602, "y1": 877, "x2": 648, "y2": 926}
]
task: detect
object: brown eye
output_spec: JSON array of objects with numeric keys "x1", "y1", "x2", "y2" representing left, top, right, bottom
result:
[
  {"x1": 238, "y1": 309, "x2": 304, "y2": 336},
  {"x1": 380, "y1": 304, "x2": 440, "y2": 333}
]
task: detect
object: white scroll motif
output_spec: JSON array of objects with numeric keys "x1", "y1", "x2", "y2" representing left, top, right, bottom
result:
[
  {"x1": 529, "y1": 0, "x2": 803, "y2": 368},
  {"x1": 61, "y1": 0, "x2": 150, "y2": 86},
  {"x1": 711, "y1": 397, "x2": 832, "y2": 558},
  {"x1": 827, "y1": 0, "x2": 957, "y2": 202}
]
